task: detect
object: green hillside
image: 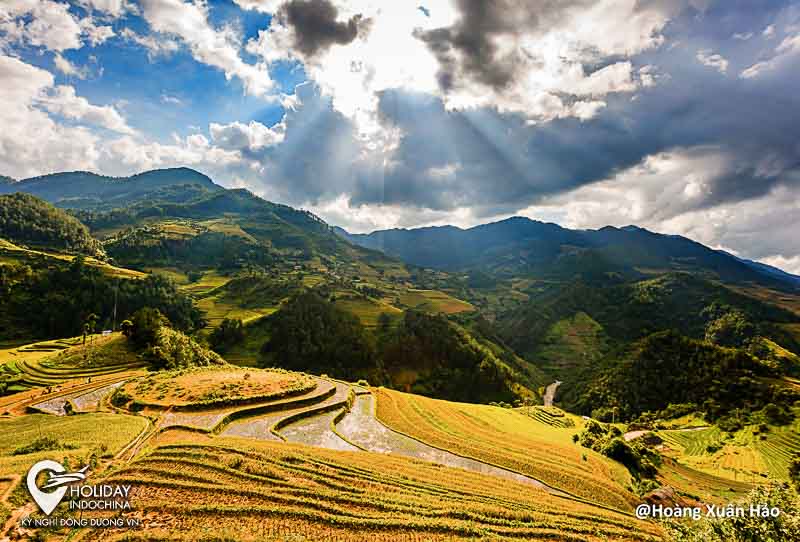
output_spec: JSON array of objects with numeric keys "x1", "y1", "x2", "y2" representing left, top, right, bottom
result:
[
  {"x1": 564, "y1": 330, "x2": 799, "y2": 424},
  {"x1": 0, "y1": 193, "x2": 103, "y2": 256},
  {"x1": 0, "y1": 167, "x2": 220, "y2": 209}
]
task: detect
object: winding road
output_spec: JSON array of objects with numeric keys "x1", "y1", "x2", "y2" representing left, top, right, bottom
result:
[{"x1": 543, "y1": 381, "x2": 561, "y2": 407}]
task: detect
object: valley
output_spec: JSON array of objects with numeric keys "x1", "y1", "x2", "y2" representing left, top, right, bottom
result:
[{"x1": 1, "y1": 168, "x2": 799, "y2": 541}]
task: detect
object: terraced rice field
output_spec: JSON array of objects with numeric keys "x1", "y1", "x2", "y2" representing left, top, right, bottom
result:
[
  {"x1": 1, "y1": 334, "x2": 147, "y2": 393},
  {"x1": 755, "y1": 425, "x2": 800, "y2": 480},
  {"x1": 398, "y1": 289, "x2": 474, "y2": 314},
  {"x1": 122, "y1": 366, "x2": 314, "y2": 408},
  {"x1": 30, "y1": 381, "x2": 126, "y2": 415},
  {"x1": 526, "y1": 406, "x2": 576, "y2": 428},
  {"x1": 280, "y1": 409, "x2": 359, "y2": 451},
  {"x1": 659, "y1": 427, "x2": 724, "y2": 456},
  {"x1": 374, "y1": 388, "x2": 636, "y2": 511},
  {"x1": 157, "y1": 378, "x2": 337, "y2": 433},
  {"x1": 0, "y1": 413, "x2": 147, "y2": 476},
  {"x1": 657, "y1": 457, "x2": 753, "y2": 503},
  {"x1": 221, "y1": 380, "x2": 350, "y2": 440},
  {"x1": 70, "y1": 435, "x2": 663, "y2": 541},
  {"x1": 338, "y1": 394, "x2": 567, "y2": 495}
]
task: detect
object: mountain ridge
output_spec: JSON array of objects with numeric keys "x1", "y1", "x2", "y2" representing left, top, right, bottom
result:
[{"x1": 337, "y1": 216, "x2": 800, "y2": 289}]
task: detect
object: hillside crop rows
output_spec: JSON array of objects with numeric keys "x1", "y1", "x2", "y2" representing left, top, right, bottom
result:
[
  {"x1": 374, "y1": 388, "x2": 637, "y2": 511},
  {"x1": 72, "y1": 437, "x2": 663, "y2": 541}
]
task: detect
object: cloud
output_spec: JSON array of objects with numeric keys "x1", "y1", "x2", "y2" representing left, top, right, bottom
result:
[
  {"x1": 78, "y1": 0, "x2": 136, "y2": 18},
  {"x1": 53, "y1": 53, "x2": 90, "y2": 79},
  {"x1": 160, "y1": 94, "x2": 183, "y2": 106},
  {"x1": 0, "y1": 0, "x2": 83, "y2": 52},
  {"x1": 79, "y1": 17, "x2": 115, "y2": 46},
  {"x1": 278, "y1": 0, "x2": 370, "y2": 58},
  {"x1": 119, "y1": 28, "x2": 181, "y2": 59},
  {"x1": 209, "y1": 120, "x2": 286, "y2": 151},
  {"x1": 139, "y1": 0, "x2": 274, "y2": 97},
  {"x1": 696, "y1": 49, "x2": 728, "y2": 73},
  {"x1": 518, "y1": 156, "x2": 800, "y2": 275},
  {"x1": 740, "y1": 31, "x2": 800, "y2": 78},
  {"x1": 35, "y1": 85, "x2": 136, "y2": 135},
  {"x1": 0, "y1": 55, "x2": 101, "y2": 178}
]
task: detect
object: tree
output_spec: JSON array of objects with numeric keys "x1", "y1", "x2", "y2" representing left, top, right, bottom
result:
[
  {"x1": 705, "y1": 310, "x2": 755, "y2": 347},
  {"x1": 208, "y1": 318, "x2": 245, "y2": 353},
  {"x1": 378, "y1": 312, "x2": 392, "y2": 332},
  {"x1": 260, "y1": 291, "x2": 376, "y2": 380},
  {"x1": 120, "y1": 319, "x2": 133, "y2": 337},
  {"x1": 128, "y1": 308, "x2": 168, "y2": 349},
  {"x1": 790, "y1": 454, "x2": 800, "y2": 492}
]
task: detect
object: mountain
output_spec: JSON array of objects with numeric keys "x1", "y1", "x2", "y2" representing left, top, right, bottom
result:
[
  {"x1": 0, "y1": 175, "x2": 14, "y2": 186},
  {"x1": 723, "y1": 251, "x2": 800, "y2": 288},
  {"x1": 0, "y1": 193, "x2": 103, "y2": 256},
  {"x1": 0, "y1": 167, "x2": 221, "y2": 210},
  {"x1": 338, "y1": 217, "x2": 799, "y2": 289}
]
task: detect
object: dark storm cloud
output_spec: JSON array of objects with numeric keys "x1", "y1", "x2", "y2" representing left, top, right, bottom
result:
[
  {"x1": 279, "y1": 0, "x2": 369, "y2": 58},
  {"x1": 344, "y1": 2, "x2": 800, "y2": 217},
  {"x1": 259, "y1": 0, "x2": 800, "y2": 225},
  {"x1": 414, "y1": 0, "x2": 582, "y2": 92}
]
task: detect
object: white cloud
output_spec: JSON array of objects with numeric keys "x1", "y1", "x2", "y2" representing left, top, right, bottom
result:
[
  {"x1": 0, "y1": 0, "x2": 82, "y2": 52},
  {"x1": 733, "y1": 32, "x2": 753, "y2": 41},
  {"x1": 740, "y1": 32, "x2": 800, "y2": 78},
  {"x1": 160, "y1": 94, "x2": 183, "y2": 106},
  {"x1": 35, "y1": 85, "x2": 136, "y2": 135},
  {"x1": 139, "y1": 0, "x2": 273, "y2": 97},
  {"x1": 78, "y1": 0, "x2": 136, "y2": 18},
  {"x1": 79, "y1": 17, "x2": 115, "y2": 46},
  {"x1": 53, "y1": 53, "x2": 89, "y2": 79},
  {"x1": 0, "y1": 55, "x2": 101, "y2": 178},
  {"x1": 209, "y1": 120, "x2": 286, "y2": 151},
  {"x1": 119, "y1": 28, "x2": 181, "y2": 59},
  {"x1": 696, "y1": 49, "x2": 729, "y2": 73},
  {"x1": 764, "y1": 24, "x2": 776, "y2": 38},
  {"x1": 761, "y1": 255, "x2": 800, "y2": 275}
]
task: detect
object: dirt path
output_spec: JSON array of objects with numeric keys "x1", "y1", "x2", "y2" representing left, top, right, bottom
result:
[
  {"x1": 543, "y1": 381, "x2": 561, "y2": 407},
  {"x1": 0, "y1": 502, "x2": 34, "y2": 542}
]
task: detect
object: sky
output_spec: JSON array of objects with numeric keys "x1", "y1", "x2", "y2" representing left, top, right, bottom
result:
[{"x1": 1, "y1": 1, "x2": 799, "y2": 273}]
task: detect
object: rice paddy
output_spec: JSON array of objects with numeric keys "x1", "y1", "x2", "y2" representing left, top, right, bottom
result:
[
  {"x1": 397, "y1": 289, "x2": 474, "y2": 314},
  {"x1": 120, "y1": 366, "x2": 315, "y2": 408},
  {"x1": 374, "y1": 388, "x2": 637, "y2": 511},
  {"x1": 68, "y1": 434, "x2": 663, "y2": 541}
]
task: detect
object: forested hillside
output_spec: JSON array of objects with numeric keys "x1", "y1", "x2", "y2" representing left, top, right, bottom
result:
[
  {"x1": 258, "y1": 291, "x2": 544, "y2": 403},
  {"x1": 0, "y1": 193, "x2": 103, "y2": 256}
]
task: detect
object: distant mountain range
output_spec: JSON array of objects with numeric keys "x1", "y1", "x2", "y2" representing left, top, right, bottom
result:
[
  {"x1": 336, "y1": 218, "x2": 800, "y2": 290},
  {"x1": 4, "y1": 166, "x2": 797, "y2": 290},
  {"x1": 0, "y1": 168, "x2": 221, "y2": 209}
]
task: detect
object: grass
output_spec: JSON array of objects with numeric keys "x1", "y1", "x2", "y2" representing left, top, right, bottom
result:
[
  {"x1": 179, "y1": 270, "x2": 232, "y2": 296},
  {"x1": 532, "y1": 312, "x2": 608, "y2": 376},
  {"x1": 659, "y1": 421, "x2": 800, "y2": 488},
  {"x1": 70, "y1": 433, "x2": 663, "y2": 541},
  {"x1": 195, "y1": 295, "x2": 277, "y2": 329},
  {"x1": 121, "y1": 366, "x2": 315, "y2": 408},
  {"x1": 397, "y1": 289, "x2": 474, "y2": 315},
  {"x1": 0, "y1": 413, "x2": 147, "y2": 477},
  {"x1": 374, "y1": 388, "x2": 637, "y2": 511},
  {"x1": 0, "y1": 242, "x2": 144, "y2": 279},
  {"x1": 0, "y1": 334, "x2": 146, "y2": 395},
  {"x1": 333, "y1": 295, "x2": 402, "y2": 328},
  {"x1": 525, "y1": 406, "x2": 577, "y2": 428}
]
